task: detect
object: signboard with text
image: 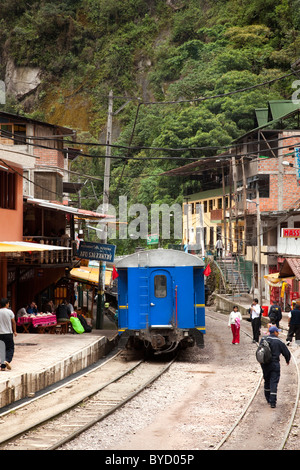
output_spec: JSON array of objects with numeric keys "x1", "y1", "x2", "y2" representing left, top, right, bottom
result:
[
  {"x1": 281, "y1": 228, "x2": 300, "y2": 238},
  {"x1": 77, "y1": 241, "x2": 116, "y2": 262},
  {"x1": 147, "y1": 234, "x2": 159, "y2": 245}
]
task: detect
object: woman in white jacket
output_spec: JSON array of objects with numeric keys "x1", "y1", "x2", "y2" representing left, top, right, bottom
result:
[{"x1": 228, "y1": 306, "x2": 242, "y2": 344}]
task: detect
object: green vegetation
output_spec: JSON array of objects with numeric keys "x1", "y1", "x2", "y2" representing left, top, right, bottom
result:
[{"x1": 0, "y1": 0, "x2": 299, "y2": 251}]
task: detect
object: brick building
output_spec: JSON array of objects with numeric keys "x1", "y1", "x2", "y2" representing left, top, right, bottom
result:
[
  {"x1": 163, "y1": 100, "x2": 300, "y2": 306},
  {"x1": 0, "y1": 111, "x2": 109, "y2": 314}
]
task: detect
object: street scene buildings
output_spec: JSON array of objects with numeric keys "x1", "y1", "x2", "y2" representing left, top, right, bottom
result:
[
  {"x1": 0, "y1": 111, "x2": 111, "y2": 317},
  {"x1": 1, "y1": 100, "x2": 300, "y2": 321},
  {"x1": 165, "y1": 100, "x2": 300, "y2": 309}
]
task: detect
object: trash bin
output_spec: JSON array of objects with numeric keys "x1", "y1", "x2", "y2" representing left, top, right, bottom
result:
[{"x1": 262, "y1": 306, "x2": 269, "y2": 317}]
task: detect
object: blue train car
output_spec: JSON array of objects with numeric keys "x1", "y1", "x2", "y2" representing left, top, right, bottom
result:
[{"x1": 116, "y1": 249, "x2": 205, "y2": 354}]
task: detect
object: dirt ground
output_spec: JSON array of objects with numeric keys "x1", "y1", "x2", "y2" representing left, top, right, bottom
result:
[{"x1": 61, "y1": 308, "x2": 299, "y2": 451}]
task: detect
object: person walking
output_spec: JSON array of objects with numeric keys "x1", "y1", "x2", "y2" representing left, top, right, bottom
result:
[
  {"x1": 286, "y1": 300, "x2": 300, "y2": 346},
  {"x1": 215, "y1": 238, "x2": 223, "y2": 258},
  {"x1": 0, "y1": 298, "x2": 17, "y2": 371},
  {"x1": 228, "y1": 305, "x2": 242, "y2": 344},
  {"x1": 259, "y1": 326, "x2": 290, "y2": 408},
  {"x1": 250, "y1": 298, "x2": 261, "y2": 343},
  {"x1": 268, "y1": 300, "x2": 282, "y2": 328}
]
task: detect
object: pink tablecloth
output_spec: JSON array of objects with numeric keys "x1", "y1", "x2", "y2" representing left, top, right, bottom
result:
[{"x1": 17, "y1": 314, "x2": 57, "y2": 328}]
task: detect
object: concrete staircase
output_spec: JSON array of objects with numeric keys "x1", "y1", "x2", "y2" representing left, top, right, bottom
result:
[{"x1": 216, "y1": 258, "x2": 249, "y2": 295}]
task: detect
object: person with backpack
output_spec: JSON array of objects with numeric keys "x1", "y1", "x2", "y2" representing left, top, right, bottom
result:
[
  {"x1": 228, "y1": 305, "x2": 242, "y2": 344},
  {"x1": 258, "y1": 326, "x2": 290, "y2": 408},
  {"x1": 268, "y1": 300, "x2": 282, "y2": 328}
]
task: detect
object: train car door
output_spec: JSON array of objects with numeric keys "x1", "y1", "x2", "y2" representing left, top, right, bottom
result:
[{"x1": 149, "y1": 270, "x2": 173, "y2": 326}]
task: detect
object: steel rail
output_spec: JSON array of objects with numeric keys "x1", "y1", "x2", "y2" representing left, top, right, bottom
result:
[
  {"x1": 0, "y1": 353, "x2": 176, "y2": 450},
  {"x1": 207, "y1": 311, "x2": 300, "y2": 451},
  {"x1": 0, "y1": 350, "x2": 123, "y2": 420},
  {"x1": 206, "y1": 312, "x2": 263, "y2": 450},
  {"x1": 278, "y1": 348, "x2": 300, "y2": 450},
  {"x1": 49, "y1": 357, "x2": 177, "y2": 450}
]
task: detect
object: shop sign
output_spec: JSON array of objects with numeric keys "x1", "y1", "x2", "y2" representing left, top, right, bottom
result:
[
  {"x1": 77, "y1": 241, "x2": 116, "y2": 262},
  {"x1": 281, "y1": 228, "x2": 300, "y2": 238}
]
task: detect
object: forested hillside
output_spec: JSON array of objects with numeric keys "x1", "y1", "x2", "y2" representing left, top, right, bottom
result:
[{"x1": 0, "y1": 0, "x2": 299, "y2": 249}]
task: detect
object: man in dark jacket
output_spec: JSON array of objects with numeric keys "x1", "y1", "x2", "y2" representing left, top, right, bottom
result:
[
  {"x1": 268, "y1": 301, "x2": 282, "y2": 328},
  {"x1": 286, "y1": 301, "x2": 300, "y2": 345},
  {"x1": 260, "y1": 326, "x2": 290, "y2": 408}
]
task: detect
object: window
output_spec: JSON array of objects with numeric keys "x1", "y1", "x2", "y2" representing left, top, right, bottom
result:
[
  {"x1": 0, "y1": 123, "x2": 27, "y2": 145},
  {"x1": 154, "y1": 275, "x2": 167, "y2": 298},
  {"x1": 247, "y1": 175, "x2": 270, "y2": 199},
  {"x1": 0, "y1": 170, "x2": 16, "y2": 209},
  {"x1": 14, "y1": 124, "x2": 26, "y2": 144},
  {"x1": 203, "y1": 201, "x2": 207, "y2": 213},
  {"x1": 218, "y1": 198, "x2": 222, "y2": 209}
]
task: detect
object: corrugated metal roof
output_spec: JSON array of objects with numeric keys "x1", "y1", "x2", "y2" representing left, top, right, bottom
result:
[
  {"x1": 254, "y1": 107, "x2": 268, "y2": 127},
  {"x1": 24, "y1": 197, "x2": 112, "y2": 219},
  {"x1": 116, "y1": 248, "x2": 204, "y2": 268},
  {"x1": 268, "y1": 100, "x2": 300, "y2": 122},
  {"x1": 280, "y1": 258, "x2": 300, "y2": 279}
]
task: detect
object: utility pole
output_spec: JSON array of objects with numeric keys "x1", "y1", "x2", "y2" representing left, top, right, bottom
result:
[
  {"x1": 96, "y1": 90, "x2": 113, "y2": 329},
  {"x1": 103, "y1": 90, "x2": 113, "y2": 219},
  {"x1": 256, "y1": 180, "x2": 262, "y2": 306},
  {"x1": 184, "y1": 196, "x2": 191, "y2": 251},
  {"x1": 221, "y1": 164, "x2": 227, "y2": 255}
]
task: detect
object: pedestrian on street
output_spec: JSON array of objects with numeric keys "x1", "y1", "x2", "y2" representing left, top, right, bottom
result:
[
  {"x1": 0, "y1": 298, "x2": 17, "y2": 371},
  {"x1": 286, "y1": 300, "x2": 300, "y2": 346},
  {"x1": 228, "y1": 305, "x2": 242, "y2": 344},
  {"x1": 250, "y1": 298, "x2": 261, "y2": 343},
  {"x1": 268, "y1": 300, "x2": 282, "y2": 328},
  {"x1": 215, "y1": 238, "x2": 223, "y2": 258},
  {"x1": 259, "y1": 326, "x2": 290, "y2": 408}
]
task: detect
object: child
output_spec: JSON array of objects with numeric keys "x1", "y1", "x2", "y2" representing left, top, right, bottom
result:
[{"x1": 228, "y1": 305, "x2": 242, "y2": 344}]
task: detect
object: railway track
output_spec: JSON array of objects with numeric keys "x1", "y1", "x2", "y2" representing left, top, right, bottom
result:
[
  {"x1": 0, "y1": 350, "x2": 176, "y2": 450},
  {"x1": 208, "y1": 312, "x2": 300, "y2": 450}
]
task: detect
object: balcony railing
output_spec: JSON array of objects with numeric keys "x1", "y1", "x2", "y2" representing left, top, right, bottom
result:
[{"x1": 23, "y1": 236, "x2": 78, "y2": 265}]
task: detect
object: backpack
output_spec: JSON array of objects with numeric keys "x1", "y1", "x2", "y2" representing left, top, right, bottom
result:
[
  {"x1": 78, "y1": 314, "x2": 92, "y2": 332},
  {"x1": 256, "y1": 338, "x2": 272, "y2": 364},
  {"x1": 70, "y1": 316, "x2": 85, "y2": 334}
]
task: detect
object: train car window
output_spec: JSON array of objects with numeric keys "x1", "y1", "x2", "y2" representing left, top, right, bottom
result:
[{"x1": 154, "y1": 275, "x2": 167, "y2": 298}]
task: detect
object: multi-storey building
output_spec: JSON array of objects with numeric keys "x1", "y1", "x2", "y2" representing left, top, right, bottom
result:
[
  {"x1": 164, "y1": 100, "x2": 300, "y2": 306},
  {"x1": 0, "y1": 111, "x2": 109, "y2": 313}
]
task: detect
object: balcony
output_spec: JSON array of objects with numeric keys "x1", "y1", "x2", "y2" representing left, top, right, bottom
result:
[
  {"x1": 18, "y1": 236, "x2": 78, "y2": 265},
  {"x1": 210, "y1": 209, "x2": 223, "y2": 221}
]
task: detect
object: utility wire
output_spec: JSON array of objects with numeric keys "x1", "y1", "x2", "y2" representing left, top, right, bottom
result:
[{"x1": 2, "y1": 128, "x2": 300, "y2": 162}]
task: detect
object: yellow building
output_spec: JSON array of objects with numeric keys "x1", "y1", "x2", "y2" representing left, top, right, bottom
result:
[{"x1": 182, "y1": 186, "x2": 243, "y2": 255}]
